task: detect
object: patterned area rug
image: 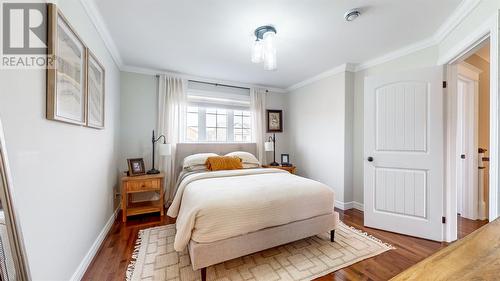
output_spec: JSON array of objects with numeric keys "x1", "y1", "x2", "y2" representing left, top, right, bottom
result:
[{"x1": 127, "y1": 222, "x2": 394, "y2": 281}]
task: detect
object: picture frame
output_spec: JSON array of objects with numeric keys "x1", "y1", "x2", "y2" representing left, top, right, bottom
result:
[
  {"x1": 281, "y1": 154, "x2": 291, "y2": 166},
  {"x1": 46, "y1": 4, "x2": 87, "y2": 125},
  {"x1": 127, "y1": 158, "x2": 146, "y2": 176},
  {"x1": 86, "y1": 49, "x2": 105, "y2": 129},
  {"x1": 266, "y1": 109, "x2": 283, "y2": 132}
]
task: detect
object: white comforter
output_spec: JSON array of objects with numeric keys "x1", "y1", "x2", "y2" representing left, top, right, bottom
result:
[{"x1": 167, "y1": 168, "x2": 335, "y2": 251}]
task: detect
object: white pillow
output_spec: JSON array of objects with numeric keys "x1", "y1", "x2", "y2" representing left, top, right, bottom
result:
[
  {"x1": 242, "y1": 163, "x2": 261, "y2": 169},
  {"x1": 185, "y1": 164, "x2": 208, "y2": 172},
  {"x1": 183, "y1": 153, "x2": 218, "y2": 169},
  {"x1": 225, "y1": 151, "x2": 260, "y2": 165}
]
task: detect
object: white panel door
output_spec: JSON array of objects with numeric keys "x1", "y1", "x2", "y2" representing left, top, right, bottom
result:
[{"x1": 364, "y1": 67, "x2": 444, "y2": 241}]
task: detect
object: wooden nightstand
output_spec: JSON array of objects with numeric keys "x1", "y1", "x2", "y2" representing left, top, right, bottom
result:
[
  {"x1": 262, "y1": 165, "x2": 297, "y2": 174},
  {"x1": 121, "y1": 173, "x2": 165, "y2": 222}
]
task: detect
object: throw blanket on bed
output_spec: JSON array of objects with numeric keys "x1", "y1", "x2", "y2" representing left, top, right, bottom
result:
[{"x1": 167, "y1": 168, "x2": 335, "y2": 251}]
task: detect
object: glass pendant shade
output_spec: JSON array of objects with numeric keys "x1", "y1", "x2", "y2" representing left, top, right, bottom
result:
[
  {"x1": 251, "y1": 40, "x2": 263, "y2": 63},
  {"x1": 262, "y1": 32, "x2": 277, "y2": 70},
  {"x1": 251, "y1": 25, "x2": 277, "y2": 70}
]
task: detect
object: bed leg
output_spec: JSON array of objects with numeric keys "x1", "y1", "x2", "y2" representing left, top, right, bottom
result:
[
  {"x1": 330, "y1": 230, "x2": 335, "y2": 242},
  {"x1": 201, "y1": 267, "x2": 207, "y2": 281}
]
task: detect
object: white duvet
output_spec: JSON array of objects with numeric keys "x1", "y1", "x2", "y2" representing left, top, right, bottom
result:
[{"x1": 167, "y1": 168, "x2": 335, "y2": 251}]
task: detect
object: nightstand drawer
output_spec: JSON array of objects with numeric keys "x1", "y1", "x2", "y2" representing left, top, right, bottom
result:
[{"x1": 126, "y1": 179, "x2": 160, "y2": 192}]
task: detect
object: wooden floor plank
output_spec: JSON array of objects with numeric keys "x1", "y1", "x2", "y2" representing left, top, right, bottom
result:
[{"x1": 82, "y1": 209, "x2": 486, "y2": 281}]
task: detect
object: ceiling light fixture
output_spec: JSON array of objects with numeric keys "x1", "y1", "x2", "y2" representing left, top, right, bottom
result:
[
  {"x1": 344, "y1": 9, "x2": 361, "y2": 22},
  {"x1": 252, "y1": 25, "x2": 277, "y2": 71}
]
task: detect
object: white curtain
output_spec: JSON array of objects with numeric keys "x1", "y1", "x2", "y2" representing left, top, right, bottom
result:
[
  {"x1": 158, "y1": 75, "x2": 187, "y2": 203},
  {"x1": 250, "y1": 88, "x2": 267, "y2": 164}
]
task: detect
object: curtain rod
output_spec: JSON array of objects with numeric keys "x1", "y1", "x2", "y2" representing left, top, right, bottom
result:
[
  {"x1": 155, "y1": 75, "x2": 269, "y2": 92},
  {"x1": 188, "y1": 80, "x2": 252, "y2": 91}
]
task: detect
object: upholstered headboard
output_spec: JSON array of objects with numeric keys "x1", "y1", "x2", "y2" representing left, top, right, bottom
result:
[{"x1": 174, "y1": 143, "x2": 257, "y2": 179}]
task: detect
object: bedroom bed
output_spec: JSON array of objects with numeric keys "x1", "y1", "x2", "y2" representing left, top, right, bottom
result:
[{"x1": 167, "y1": 143, "x2": 339, "y2": 281}]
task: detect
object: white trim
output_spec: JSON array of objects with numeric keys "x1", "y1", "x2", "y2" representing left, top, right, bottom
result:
[
  {"x1": 355, "y1": 37, "x2": 436, "y2": 72},
  {"x1": 70, "y1": 208, "x2": 119, "y2": 281},
  {"x1": 352, "y1": 201, "x2": 364, "y2": 211},
  {"x1": 458, "y1": 61, "x2": 483, "y2": 78},
  {"x1": 122, "y1": 65, "x2": 288, "y2": 94},
  {"x1": 433, "y1": 0, "x2": 481, "y2": 43},
  {"x1": 335, "y1": 200, "x2": 352, "y2": 210},
  {"x1": 79, "y1": 0, "x2": 124, "y2": 67},
  {"x1": 335, "y1": 200, "x2": 364, "y2": 211},
  {"x1": 437, "y1": 16, "x2": 494, "y2": 65},
  {"x1": 488, "y1": 11, "x2": 499, "y2": 221},
  {"x1": 286, "y1": 64, "x2": 355, "y2": 91}
]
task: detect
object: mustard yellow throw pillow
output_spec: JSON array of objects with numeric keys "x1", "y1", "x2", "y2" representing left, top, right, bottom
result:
[{"x1": 205, "y1": 156, "x2": 243, "y2": 171}]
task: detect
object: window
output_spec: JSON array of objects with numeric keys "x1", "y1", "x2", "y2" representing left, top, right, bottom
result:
[
  {"x1": 206, "y1": 108, "x2": 227, "y2": 142},
  {"x1": 185, "y1": 106, "x2": 252, "y2": 142},
  {"x1": 185, "y1": 81, "x2": 253, "y2": 143},
  {"x1": 233, "y1": 110, "x2": 252, "y2": 142}
]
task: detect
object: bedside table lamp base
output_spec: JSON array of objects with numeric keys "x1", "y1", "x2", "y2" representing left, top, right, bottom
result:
[{"x1": 147, "y1": 168, "x2": 160, "y2": 174}]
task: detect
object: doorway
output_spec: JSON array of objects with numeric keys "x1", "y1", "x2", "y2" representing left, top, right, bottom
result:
[
  {"x1": 445, "y1": 34, "x2": 497, "y2": 241},
  {"x1": 454, "y1": 42, "x2": 490, "y2": 237},
  {"x1": 456, "y1": 40, "x2": 490, "y2": 238}
]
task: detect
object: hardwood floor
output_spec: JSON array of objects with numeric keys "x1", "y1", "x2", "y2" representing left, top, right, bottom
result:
[{"x1": 82, "y1": 209, "x2": 486, "y2": 281}]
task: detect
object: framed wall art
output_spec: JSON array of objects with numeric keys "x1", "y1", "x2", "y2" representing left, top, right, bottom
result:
[
  {"x1": 266, "y1": 109, "x2": 283, "y2": 133},
  {"x1": 86, "y1": 49, "x2": 105, "y2": 129},
  {"x1": 46, "y1": 4, "x2": 87, "y2": 125}
]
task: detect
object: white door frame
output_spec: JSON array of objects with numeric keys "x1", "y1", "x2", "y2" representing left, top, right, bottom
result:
[
  {"x1": 441, "y1": 13, "x2": 499, "y2": 242},
  {"x1": 456, "y1": 62, "x2": 481, "y2": 220}
]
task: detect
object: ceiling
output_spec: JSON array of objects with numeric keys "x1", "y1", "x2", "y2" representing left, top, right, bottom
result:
[{"x1": 93, "y1": 0, "x2": 462, "y2": 89}]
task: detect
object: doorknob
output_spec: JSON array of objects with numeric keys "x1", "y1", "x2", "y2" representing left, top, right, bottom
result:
[{"x1": 367, "y1": 157, "x2": 374, "y2": 162}]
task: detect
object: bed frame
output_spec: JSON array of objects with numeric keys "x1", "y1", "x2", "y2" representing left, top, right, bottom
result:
[
  {"x1": 175, "y1": 143, "x2": 339, "y2": 281},
  {"x1": 192, "y1": 212, "x2": 339, "y2": 281}
]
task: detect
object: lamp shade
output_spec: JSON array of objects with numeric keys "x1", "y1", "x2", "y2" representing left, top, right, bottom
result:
[
  {"x1": 264, "y1": 141, "x2": 274, "y2": 152},
  {"x1": 158, "y1": 143, "x2": 171, "y2": 156}
]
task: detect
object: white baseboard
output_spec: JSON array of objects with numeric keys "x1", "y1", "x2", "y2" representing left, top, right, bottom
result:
[
  {"x1": 70, "y1": 208, "x2": 119, "y2": 281},
  {"x1": 335, "y1": 200, "x2": 364, "y2": 211}
]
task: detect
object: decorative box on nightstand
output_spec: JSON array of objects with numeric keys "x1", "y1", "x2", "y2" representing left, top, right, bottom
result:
[
  {"x1": 121, "y1": 173, "x2": 165, "y2": 222},
  {"x1": 262, "y1": 165, "x2": 297, "y2": 174}
]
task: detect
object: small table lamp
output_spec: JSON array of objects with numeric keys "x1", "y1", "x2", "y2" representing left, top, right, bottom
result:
[
  {"x1": 147, "y1": 130, "x2": 171, "y2": 174},
  {"x1": 265, "y1": 134, "x2": 279, "y2": 166}
]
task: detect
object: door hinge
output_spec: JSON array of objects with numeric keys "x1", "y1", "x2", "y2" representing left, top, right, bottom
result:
[
  {"x1": 461, "y1": 154, "x2": 466, "y2": 159},
  {"x1": 443, "y1": 81, "x2": 447, "y2": 88},
  {"x1": 442, "y1": 216, "x2": 446, "y2": 224}
]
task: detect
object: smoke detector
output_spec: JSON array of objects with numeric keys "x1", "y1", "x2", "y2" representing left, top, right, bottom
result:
[{"x1": 344, "y1": 9, "x2": 361, "y2": 22}]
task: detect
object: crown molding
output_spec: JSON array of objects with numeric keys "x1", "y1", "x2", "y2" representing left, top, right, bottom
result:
[
  {"x1": 355, "y1": 0, "x2": 479, "y2": 71},
  {"x1": 121, "y1": 65, "x2": 289, "y2": 94},
  {"x1": 354, "y1": 37, "x2": 436, "y2": 72},
  {"x1": 433, "y1": 0, "x2": 481, "y2": 44},
  {"x1": 286, "y1": 63, "x2": 355, "y2": 91},
  {"x1": 286, "y1": 0, "x2": 480, "y2": 88},
  {"x1": 436, "y1": 15, "x2": 493, "y2": 65},
  {"x1": 79, "y1": 0, "x2": 123, "y2": 68}
]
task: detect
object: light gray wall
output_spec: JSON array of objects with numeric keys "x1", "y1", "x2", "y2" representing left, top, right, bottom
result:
[
  {"x1": 265, "y1": 91, "x2": 290, "y2": 165},
  {"x1": 119, "y1": 71, "x2": 289, "y2": 166},
  {"x1": 119, "y1": 72, "x2": 158, "y2": 172},
  {"x1": 0, "y1": 0, "x2": 120, "y2": 279},
  {"x1": 287, "y1": 71, "x2": 351, "y2": 203}
]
